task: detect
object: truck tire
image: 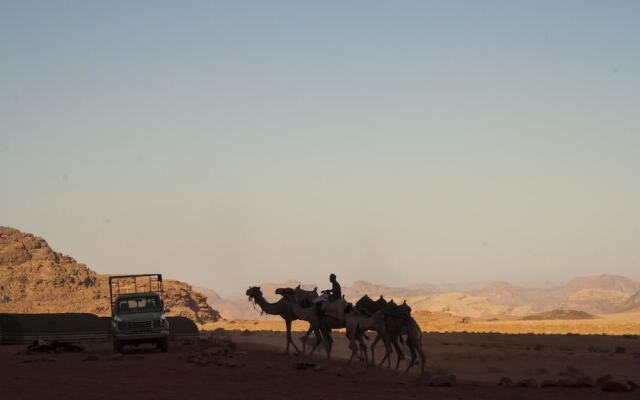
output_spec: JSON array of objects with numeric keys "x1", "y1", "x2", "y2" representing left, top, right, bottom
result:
[
  {"x1": 113, "y1": 339, "x2": 122, "y2": 353},
  {"x1": 160, "y1": 337, "x2": 169, "y2": 353}
]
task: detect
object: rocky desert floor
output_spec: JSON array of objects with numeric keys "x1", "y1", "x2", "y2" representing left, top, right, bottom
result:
[{"x1": 2, "y1": 328, "x2": 640, "y2": 400}]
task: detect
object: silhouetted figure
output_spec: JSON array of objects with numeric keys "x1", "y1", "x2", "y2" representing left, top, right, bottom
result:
[{"x1": 323, "y1": 273, "x2": 341, "y2": 302}]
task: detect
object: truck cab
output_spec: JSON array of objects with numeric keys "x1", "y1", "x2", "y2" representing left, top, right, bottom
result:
[{"x1": 109, "y1": 274, "x2": 170, "y2": 353}]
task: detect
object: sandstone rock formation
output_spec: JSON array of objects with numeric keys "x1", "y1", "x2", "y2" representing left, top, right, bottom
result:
[
  {"x1": 619, "y1": 289, "x2": 640, "y2": 312},
  {"x1": 0, "y1": 227, "x2": 219, "y2": 323}
]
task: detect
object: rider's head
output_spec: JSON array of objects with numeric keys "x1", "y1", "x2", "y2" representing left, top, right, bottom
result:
[{"x1": 329, "y1": 273, "x2": 336, "y2": 282}]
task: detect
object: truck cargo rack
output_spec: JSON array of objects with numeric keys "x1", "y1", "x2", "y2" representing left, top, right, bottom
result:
[{"x1": 108, "y1": 274, "x2": 164, "y2": 317}]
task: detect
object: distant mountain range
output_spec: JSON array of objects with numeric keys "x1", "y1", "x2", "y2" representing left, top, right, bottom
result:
[
  {"x1": 206, "y1": 275, "x2": 640, "y2": 320},
  {"x1": 2, "y1": 225, "x2": 639, "y2": 322}
]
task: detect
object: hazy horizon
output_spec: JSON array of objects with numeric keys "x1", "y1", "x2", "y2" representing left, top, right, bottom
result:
[{"x1": 2, "y1": 2, "x2": 639, "y2": 297}]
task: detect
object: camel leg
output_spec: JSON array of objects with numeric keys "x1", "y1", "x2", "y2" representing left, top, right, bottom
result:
[
  {"x1": 370, "y1": 332, "x2": 380, "y2": 365},
  {"x1": 378, "y1": 335, "x2": 398, "y2": 368},
  {"x1": 404, "y1": 338, "x2": 424, "y2": 375},
  {"x1": 413, "y1": 333, "x2": 426, "y2": 377},
  {"x1": 300, "y1": 327, "x2": 313, "y2": 354},
  {"x1": 418, "y1": 346, "x2": 426, "y2": 376},
  {"x1": 285, "y1": 319, "x2": 300, "y2": 354},
  {"x1": 357, "y1": 331, "x2": 368, "y2": 364},
  {"x1": 393, "y1": 336, "x2": 405, "y2": 370},
  {"x1": 309, "y1": 330, "x2": 323, "y2": 357},
  {"x1": 378, "y1": 334, "x2": 397, "y2": 368},
  {"x1": 284, "y1": 319, "x2": 290, "y2": 354},
  {"x1": 403, "y1": 351, "x2": 416, "y2": 374},
  {"x1": 346, "y1": 326, "x2": 359, "y2": 364},
  {"x1": 347, "y1": 338, "x2": 359, "y2": 365},
  {"x1": 378, "y1": 352, "x2": 388, "y2": 367},
  {"x1": 378, "y1": 329, "x2": 392, "y2": 370},
  {"x1": 322, "y1": 327, "x2": 334, "y2": 359}
]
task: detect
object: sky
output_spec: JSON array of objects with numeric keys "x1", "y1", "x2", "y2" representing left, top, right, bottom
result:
[{"x1": 1, "y1": 1, "x2": 639, "y2": 297}]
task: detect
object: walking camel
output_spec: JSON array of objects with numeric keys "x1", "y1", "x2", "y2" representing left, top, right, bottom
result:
[
  {"x1": 277, "y1": 287, "x2": 378, "y2": 362},
  {"x1": 246, "y1": 286, "x2": 318, "y2": 354},
  {"x1": 247, "y1": 285, "x2": 425, "y2": 375}
]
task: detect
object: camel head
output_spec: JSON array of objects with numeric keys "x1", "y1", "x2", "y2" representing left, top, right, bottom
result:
[{"x1": 246, "y1": 286, "x2": 263, "y2": 302}]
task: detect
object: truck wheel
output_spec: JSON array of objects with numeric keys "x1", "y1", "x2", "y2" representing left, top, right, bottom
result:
[
  {"x1": 113, "y1": 339, "x2": 122, "y2": 353},
  {"x1": 160, "y1": 338, "x2": 169, "y2": 353}
]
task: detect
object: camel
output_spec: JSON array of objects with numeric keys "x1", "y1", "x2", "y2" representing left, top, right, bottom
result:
[
  {"x1": 276, "y1": 287, "x2": 372, "y2": 361},
  {"x1": 355, "y1": 296, "x2": 425, "y2": 374},
  {"x1": 245, "y1": 286, "x2": 303, "y2": 354},
  {"x1": 343, "y1": 307, "x2": 392, "y2": 365},
  {"x1": 366, "y1": 300, "x2": 425, "y2": 375},
  {"x1": 354, "y1": 295, "x2": 403, "y2": 366},
  {"x1": 274, "y1": 287, "x2": 327, "y2": 355},
  {"x1": 379, "y1": 314, "x2": 426, "y2": 375}
]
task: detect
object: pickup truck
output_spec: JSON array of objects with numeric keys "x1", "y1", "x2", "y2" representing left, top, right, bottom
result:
[{"x1": 109, "y1": 274, "x2": 170, "y2": 353}]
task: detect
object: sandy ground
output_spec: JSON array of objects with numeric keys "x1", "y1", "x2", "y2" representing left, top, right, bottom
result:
[
  {"x1": 206, "y1": 310, "x2": 640, "y2": 336},
  {"x1": 2, "y1": 329, "x2": 640, "y2": 400}
]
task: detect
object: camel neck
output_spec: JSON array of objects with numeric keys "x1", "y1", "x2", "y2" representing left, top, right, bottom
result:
[{"x1": 255, "y1": 295, "x2": 284, "y2": 316}]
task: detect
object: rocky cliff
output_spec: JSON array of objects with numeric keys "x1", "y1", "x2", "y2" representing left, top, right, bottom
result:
[{"x1": 0, "y1": 227, "x2": 220, "y2": 323}]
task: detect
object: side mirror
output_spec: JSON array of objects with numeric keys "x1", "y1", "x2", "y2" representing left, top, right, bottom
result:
[{"x1": 164, "y1": 305, "x2": 171, "y2": 313}]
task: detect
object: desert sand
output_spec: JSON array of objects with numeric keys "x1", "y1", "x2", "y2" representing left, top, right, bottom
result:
[
  {"x1": 207, "y1": 310, "x2": 640, "y2": 336},
  {"x1": 2, "y1": 328, "x2": 639, "y2": 400}
]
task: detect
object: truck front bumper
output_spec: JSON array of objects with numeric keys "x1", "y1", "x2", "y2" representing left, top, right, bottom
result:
[{"x1": 114, "y1": 330, "x2": 170, "y2": 341}]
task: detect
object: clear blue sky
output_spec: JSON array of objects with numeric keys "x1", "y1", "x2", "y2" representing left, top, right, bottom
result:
[{"x1": 1, "y1": 1, "x2": 639, "y2": 296}]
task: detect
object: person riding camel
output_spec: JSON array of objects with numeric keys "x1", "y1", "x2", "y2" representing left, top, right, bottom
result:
[
  {"x1": 314, "y1": 274, "x2": 344, "y2": 319},
  {"x1": 322, "y1": 273, "x2": 341, "y2": 302}
]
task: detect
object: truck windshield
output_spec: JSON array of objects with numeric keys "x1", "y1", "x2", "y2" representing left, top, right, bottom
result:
[{"x1": 117, "y1": 296, "x2": 162, "y2": 313}]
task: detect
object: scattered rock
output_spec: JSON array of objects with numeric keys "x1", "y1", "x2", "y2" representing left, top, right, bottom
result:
[
  {"x1": 596, "y1": 374, "x2": 613, "y2": 386},
  {"x1": 588, "y1": 346, "x2": 609, "y2": 353},
  {"x1": 575, "y1": 376, "x2": 594, "y2": 388},
  {"x1": 498, "y1": 377, "x2": 513, "y2": 387},
  {"x1": 21, "y1": 340, "x2": 84, "y2": 354},
  {"x1": 516, "y1": 378, "x2": 538, "y2": 388},
  {"x1": 556, "y1": 378, "x2": 575, "y2": 388},
  {"x1": 557, "y1": 365, "x2": 582, "y2": 377},
  {"x1": 535, "y1": 367, "x2": 549, "y2": 375},
  {"x1": 187, "y1": 354, "x2": 211, "y2": 366},
  {"x1": 601, "y1": 381, "x2": 629, "y2": 392},
  {"x1": 540, "y1": 380, "x2": 557, "y2": 388},
  {"x1": 335, "y1": 367, "x2": 353, "y2": 377},
  {"x1": 429, "y1": 375, "x2": 457, "y2": 387},
  {"x1": 294, "y1": 362, "x2": 316, "y2": 371},
  {"x1": 626, "y1": 380, "x2": 638, "y2": 391},
  {"x1": 614, "y1": 346, "x2": 626, "y2": 354},
  {"x1": 312, "y1": 364, "x2": 327, "y2": 372}
]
